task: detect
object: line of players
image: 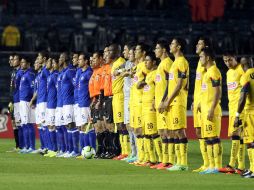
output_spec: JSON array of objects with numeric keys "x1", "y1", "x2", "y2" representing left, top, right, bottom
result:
[{"x1": 8, "y1": 37, "x2": 254, "y2": 177}]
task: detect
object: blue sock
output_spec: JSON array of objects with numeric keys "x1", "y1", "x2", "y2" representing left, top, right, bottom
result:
[
  {"x1": 45, "y1": 127, "x2": 52, "y2": 150},
  {"x1": 83, "y1": 133, "x2": 89, "y2": 147},
  {"x1": 67, "y1": 129, "x2": 73, "y2": 153},
  {"x1": 18, "y1": 127, "x2": 24, "y2": 149},
  {"x1": 28, "y1": 123, "x2": 35, "y2": 150},
  {"x1": 22, "y1": 124, "x2": 29, "y2": 149},
  {"x1": 63, "y1": 126, "x2": 68, "y2": 152},
  {"x1": 72, "y1": 128, "x2": 79, "y2": 154},
  {"x1": 79, "y1": 132, "x2": 84, "y2": 152},
  {"x1": 88, "y1": 130, "x2": 96, "y2": 150},
  {"x1": 49, "y1": 129, "x2": 57, "y2": 151},
  {"x1": 38, "y1": 127, "x2": 45, "y2": 149}
]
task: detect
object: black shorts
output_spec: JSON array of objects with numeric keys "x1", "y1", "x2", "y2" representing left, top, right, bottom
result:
[
  {"x1": 91, "y1": 108, "x2": 101, "y2": 124},
  {"x1": 103, "y1": 96, "x2": 113, "y2": 123}
]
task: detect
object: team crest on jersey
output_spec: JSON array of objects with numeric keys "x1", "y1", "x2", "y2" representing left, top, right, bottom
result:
[
  {"x1": 227, "y1": 82, "x2": 237, "y2": 90},
  {"x1": 168, "y1": 73, "x2": 174, "y2": 80},
  {"x1": 133, "y1": 75, "x2": 138, "y2": 83},
  {"x1": 196, "y1": 73, "x2": 201, "y2": 80},
  {"x1": 80, "y1": 76, "x2": 84, "y2": 80},
  {"x1": 201, "y1": 83, "x2": 207, "y2": 90},
  {"x1": 95, "y1": 75, "x2": 99, "y2": 81},
  {"x1": 155, "y1": 74, "x2": 161, "y2": 82},
  {"x1": 112, "y1": 75, "x2": 116, "y2": 80},
  {"x1": 144, "y1": 85, "x2": 150, "y2": 91}
]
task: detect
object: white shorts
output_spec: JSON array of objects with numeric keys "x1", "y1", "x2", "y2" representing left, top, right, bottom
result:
[
  {"x1": 124, "y1": 97, "x2": 130, "y2": 124},
  {"x1": 55, "y1": 107, "x2": 65, "y2": 126},
  {"x1": 46, "y1": 108, "x2": 56, "y2": 126},
  {"x1": 79, "y1": 107, "x2": 91, "y2": 126},
  {"x1": 63, "y1": 104, "x2": 74, "y2": 125},
  {"x1": 19, "y1": 101, "x2": 35, "y2": 125},
  {"x1": 74, "y1": 104, "x2": 81, "y2": 126},
  {"x1": 36, "y1": 102, "x2": 47, "y2": 125},
  {"x1": 14, "y1": 102, "x2": 21, "y2": 126}
]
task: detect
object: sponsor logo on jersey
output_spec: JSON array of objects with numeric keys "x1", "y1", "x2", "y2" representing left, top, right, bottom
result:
[
  {"x1": 144, "y1": 85, "x2": 150, "y2": 91},
  {"x1": 227, "y1": 82, "x2": 237, "y2": 90},
  {"x1": 196, "y1": 73, "x2": 201, "y2": 80},
  {"x1": 201, "y1": 83, "x2": 207, "y2": 90},
  {"x1": 155, "y1": 74, "x2": 161, "y2": 82}
]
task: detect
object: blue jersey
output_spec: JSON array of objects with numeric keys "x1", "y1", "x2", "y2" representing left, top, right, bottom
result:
[
  {"x1": 37, "y1": 66, "x2": 50, "y2": 103},
  {"x1": 13, "y1": 69, "x2": 24, "y2": 103},
  {"x1": 56, "y1": 68, "x2": 67, "y2": 107},
  {"x1": 47, "y1": 70, "x2": 58, "y2": 109},
  {"x1": 62, "y1": 64, "x2": 76, "y2": 105},
  {"x1": 34, "y1": 73, "x2": 39, "y2": 94},
  {"x1": 19, "y1": 68, "x2": 35, "y2": 102},
  {"x1": 73, "y1": 68, "x2": 82, "y2": 104},
  {"x1": 78, "y1": 67, "x2": 93, "y2": 107}
]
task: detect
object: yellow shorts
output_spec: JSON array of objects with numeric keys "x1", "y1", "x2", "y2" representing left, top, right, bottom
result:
[
  {"x1": 167, "y1": 105, "x2": 186, "y2": 130},
  {"x1": 243, "y1": 113, "x2": 254, "y2": 144},
  {"x1": 143, "y1": 109, "x2": 157, "y2": 135},
  {"x1": 133, "y1": 104, "x2": 143, "y2": 129},
  {"x1": 193, "y1": 106, "x2": 202, "y2": 128},
  {"x1": 202, "y1": 113, "x2": 221, "y2": 138},
  {"x1": 228, "y1": 114, "x2": 244, "y2": 137},
  {"x1": 112, "y1": 93, "x2": 124, "y2": 124},
  {"x1": 156, "y1": 111, "x2": 167, "y2": 130}
]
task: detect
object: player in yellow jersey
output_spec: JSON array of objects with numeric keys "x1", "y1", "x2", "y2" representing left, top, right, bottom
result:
[
  {"x1": 152, "y1": 40, "x2": 173, "y2": 170},
  {"x1": 158, "y1": 38, "x2": 189, "y2": 171},
  {"x1": 219, "y1": 52, "x2": 245, "y2": 174},
  {"x1": 132, "y1": 43, "x2": 150, "y2": 165},
  {"x1": 108, "y1": 44, "x2": 128, "y2": 160},
  {"x1": 198, "y1": 47, "x2": 223, "y2": 174},
  {"x1": 192, "y1": 37, "x2": 211, "y2": 172},
  {"x1": 234, "y1": 57, "x2": 254, "y2": 178}
]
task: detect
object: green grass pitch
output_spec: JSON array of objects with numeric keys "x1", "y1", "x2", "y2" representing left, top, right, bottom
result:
[{"x1": 0, "y1": 139, "x2": 254, "y2": 190}]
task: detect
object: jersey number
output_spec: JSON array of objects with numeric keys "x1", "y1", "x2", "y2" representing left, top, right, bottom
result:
[
  {"x1": 147, "y1": 123, "x2": 153, "y2": 129},
  {"x1": 173, "y1": 118, "x2": 178, "y2": 124},
  {"x1": 206, "y1": 125, "x2": 212, "y2": 131}
]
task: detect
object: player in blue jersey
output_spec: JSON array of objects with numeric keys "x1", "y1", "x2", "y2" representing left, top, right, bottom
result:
[
  {"x1": 44, "y1": 58, "x2": 59, "y2": 157},
  {"x1": 19, "y1": 57, "x2": 36, "y2": 153}
]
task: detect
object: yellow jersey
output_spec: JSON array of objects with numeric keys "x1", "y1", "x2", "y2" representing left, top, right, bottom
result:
[
  {"x1": 111, "y1": 57, "x2": 126, "y2": 94},
  {"x1": 227, "y1": 64, "x2": 244, "y2": 114},
  {"x1": 201, "y1": 65, "x2": 222, "y2": 115},
  {"x1": 142, "y1": 69, "x2": 157, "y2": 108},
  {"x1": 132, "y1": 61, "x2": 150, "y2": 106},
  {"x1": 155, "y1": 57, "x2": 173, "y2": 108},
  {"x1": 168, "y1": 56, "x2": 189, "y2": 108},
  {"x1": 240, "y1": 68, "x2": 254, "y2": 111},
  {"x1": 193, "y1": 60, "x2": 206, "y2": 107}
]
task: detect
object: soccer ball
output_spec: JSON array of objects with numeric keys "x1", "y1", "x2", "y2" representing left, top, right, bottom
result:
[{"x1": 81, "y1": 146, "x2": 95, "y2": 159}]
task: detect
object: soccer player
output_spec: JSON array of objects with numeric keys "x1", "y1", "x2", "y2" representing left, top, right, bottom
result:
[
  {"x1": 77, "y1": 53, "x2": 94, "y2": 152},
  {"x1": 234, "y1": 57, "x2": 254, "y2": 178},
  {"x1": 158, "y1": 38, "x2": 189, "y2": 171},
  {"x1": 19, "y1": 57, "x2": 36, "y2": 153},
  {"x1": 137, "y1": 52, "x2": 159, "y2": 166},
  {"x1": 192, "y1": 37, "x2": 211, "y2": 172},
  {"x1": 152, "y1": 40, "x2": 173, "y2": 169},
  {"x1": 219, "y1": 52, "x2": 245, "y2": 174},
  {"x1": 61, "y1": 52, "x2": 79, "y2": 158},
  {"x1": 198, "y1": 47, "x2": 223, "y2": 174},
  {"x1": 44, "y1": 58, "x2": 59, "y2": 157},
  {"x1": 109, "y1": 43, "x2": 128, "y2": 160}
]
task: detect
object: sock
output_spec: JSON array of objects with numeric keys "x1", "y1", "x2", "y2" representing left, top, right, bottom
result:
[
  {"x1": 79, "y1": 132, "x2": 84, "y2": 151},
  {"x1": 229, "y1": 136, "x2": 240, "y2": 168},
  {"x1": 145, "y1": 137, "x2": 156, "y2": 163},
  {"x1": 122, "y1": 132, "x2": 130, "y2": 155},
  {"x1": 162, "y1": 138, "x2": 169, "y2": 164},
  {"x1": 248, "y1": 147, "x2": 253, "y2": 172},
  {"x1": 251, "y1": 148, "x2": 254, "y2": 172},
  {"x1": 129, "y1": 130, "x2": 137, "y2": 157},
  {"x1": 49, "y1": 129, "x2": 57, "y2": 151},
  {"x1": 179, "y1": 138, "x2": 188, "y2": 166},
  {"x1": 237, "y1": 140, "x2": 245, "y2": 170},
  {"x1": 113, "y1": 132, "x2": 121, "y2": 155},
  {"x1": 46, "y1": 127, "x2": 53, "y2": 151},
  {"x1": 103, "y1": 131, "x2": 110, "y2": 154},
  {"x1": 119, "y1": 132, "x2": 124, "y2": 155},
  {"x1": 136, "y1": 135, "x2": 144, "y2": 162},
  {"x1": 153, "y1": 136, "x2": 162, "y2": 163},
  {"x1": 96, "y1": 132, "x2": 103, "y2": 155},
  {"x1": 38, "y1": 127, "x2": 45, "y2": 150},
  {"x1": 174, "y1": 139, "x2": 181, "y2": 165},
  {"x1": 62, "y1": 126, "x2": 68, "y2": 152},
  {"x1": 168, "y1": 138, "x2": 175, "y2": 165},
  {"x1": 88, "y1": 130, "x2": 96, "y2": 150},
  {"x1": 57, "y1": 126, "x2": 65, "y2": 152},
  {"x1": 199, "y1": 138, "x2": 209, "y2": 168},
  {"x1": 13, "y1": 128, "x2": 19, "y2": 148},
  {"x1": 206, "y1": 140, "x2": 215, "y2": 169},
  {"x1": 72, "y1": 128, "x2": 79, "y2": 154},
  {"x1": 67, "y1": 129, "x2": 73, "y2": 153},
  {"x1": 18, "y1": 127, "x2": 24, "y2": 149},
  {"x1": 22, "y1": 124, "x2": 29, "y2": 149},
  {"x1": 144, "y1": 137, "x2": 150, "y2": 162},
  {"x1": 213, "y1": 138, "x2": 223, "y2": 169}
]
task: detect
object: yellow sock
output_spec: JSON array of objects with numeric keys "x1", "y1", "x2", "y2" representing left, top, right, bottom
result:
[
  {"x1": 248, "y1": 148, "x2": 254, "y2": 172},
  {"x1": 213, "y1": 142, "x2": 223, "y2": 169},
  {"x1": 144, "y1": 138, "x2": 150, "y2": 162},
  {"x1": 119, "y1": 134, "x2": 124, "y2": 154},
  {"x1": 199, "y1": 139, "x2": 209, "y2": 167},
  {"x1": 153, "y1": 137, "x2": 162, "y2": 163},
  {"x1": 229, "y1": 139, "x2": 240, "y2": 167},
  {"x1": 136, "y1": 137, "x2": 144, "y2": 162},
  {"x1": 145, "y1": 137, "x2": 156, "y2": 163},
  {"x1": 207, "y1": 144, "x2": 215, "y2": 169},
  {"x1": 237, "y1": 142, "x2": 245, "y2": 170},
  {"x1": 180, "y1": 142, "x2": 188, "y2": 166},
  {"x1": 175, "y1": 142, "x2": 181, "y2": 165},
  {"x1": 168, "y1": 139, "x2": 175, "y2": 165},
  {"x1": 251, "y1": 148, "x2": 254, "y2": 172},
  {"x1": 123, "y1": 134, "x2": 130, "y2": 155},
  {"x1": 162, "y1": 139, "x2": 169, "y2": 164}
]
